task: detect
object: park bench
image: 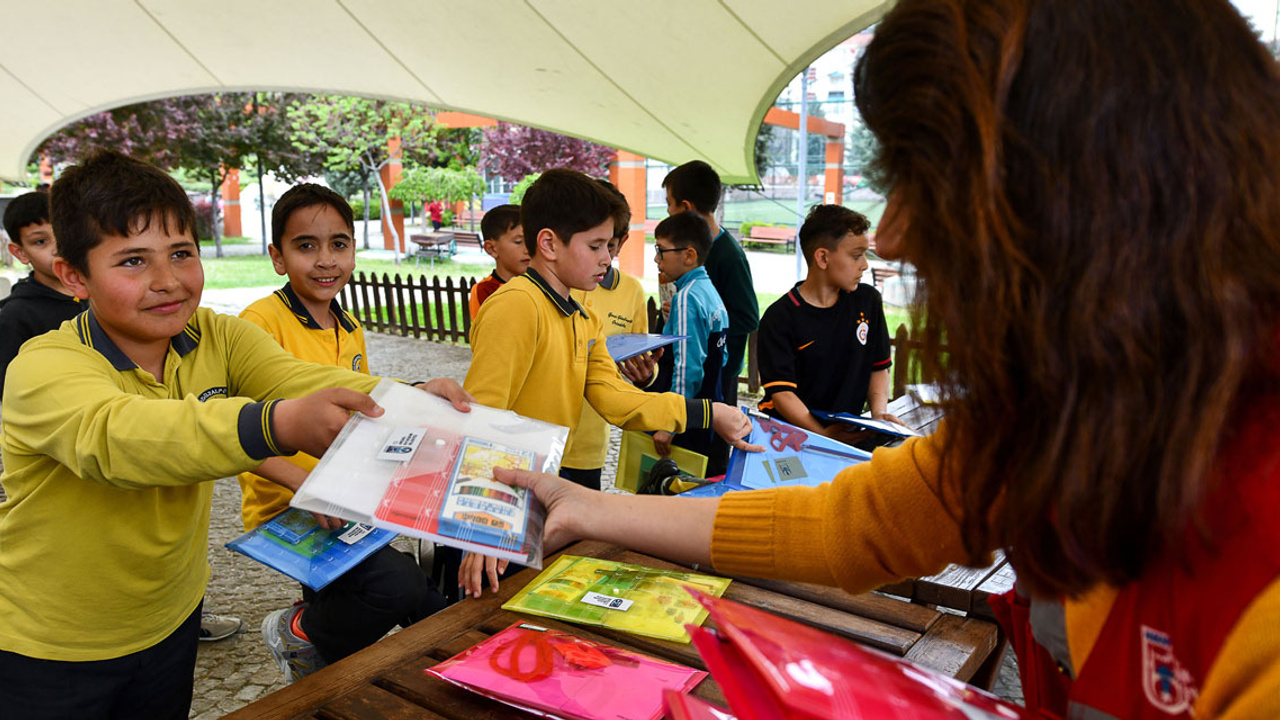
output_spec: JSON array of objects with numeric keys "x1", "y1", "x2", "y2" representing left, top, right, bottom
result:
[
  {"x1": 450, "y1": 230, "x2": 482, "y2": 250},
  {"x1": 743, "y1": 224, "x2": 796, "y2": 252}
]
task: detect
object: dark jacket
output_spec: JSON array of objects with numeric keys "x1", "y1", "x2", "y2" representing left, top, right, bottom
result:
[{"x1": 0, "y1": 274, "x2": 83, "y2": 399}]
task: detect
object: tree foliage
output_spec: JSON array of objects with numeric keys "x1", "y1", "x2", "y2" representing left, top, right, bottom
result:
[
  {"x1": 508, "y1": 173, "x2": 540, "y2": 204},
  {"x1": 481, "y1": 123, "x2": 613, "y2": 181},
  {"x1": 389, "y1": 165, "x2": 483, "y2": 204}
]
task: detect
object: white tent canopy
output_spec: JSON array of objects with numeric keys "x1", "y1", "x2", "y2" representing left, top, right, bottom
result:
[{"x1": 0, "y1": 0, "x2": 890, "y2": 184}]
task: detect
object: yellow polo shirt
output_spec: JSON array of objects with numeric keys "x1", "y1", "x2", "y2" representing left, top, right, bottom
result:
[
  {"x1": 465, "y1": 269, "x2": 708, "y2": 463},
  {"x1": 236, "y1": 285, "x2": 371, "y2": 530},
  {"x1": 0, "y1": 307, "x2": 379, "y2": 661},
  {"x1": 564, "y1": 267, "x2": 649, "y2": 470}
]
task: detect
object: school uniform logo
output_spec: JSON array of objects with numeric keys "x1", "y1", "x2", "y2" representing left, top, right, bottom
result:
[
  {"x1": 353, "y1": 354, "x2": 364, "y2": 372},
  {"x1": 197, "y1": 386, "x2": 228, "y2": 402},
  {"x1": 1141, "y1": 625, "x2": 1195, "y2": 713}
]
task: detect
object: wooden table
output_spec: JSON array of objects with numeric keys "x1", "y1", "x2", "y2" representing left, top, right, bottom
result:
[
  {"x1": 410, "y1": 233, "x2": 455, "y2": 268},
  {"x1": 227, "y1": 540, "x2": 1004, "y2": 720}
]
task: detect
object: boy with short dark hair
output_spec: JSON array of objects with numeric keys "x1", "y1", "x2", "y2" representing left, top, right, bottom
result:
[
  {"x1": 468, "y1": 204, "x2": 528, "y2": 319},
  {"x1": 237, "y1": 183, "x2": 447, "y2": 682},
  {"x1": 460, "y1": 168, "x2": 754, "y2": 596},
  {"x1": 757, "y1": 204, "x2": 898, "y2": 439},
  {"x1": 0, "y1": 192, "x2": 81, "y2": 399},
  {"x1": 0, "y1": 152, "x2": 468, "y2": 718},
  {"x1": 663, "y1": 160, "x2": 758, "y2": 408},
  {"x1": 561, "y1": 180, "x2": 649, "y2": 487}
]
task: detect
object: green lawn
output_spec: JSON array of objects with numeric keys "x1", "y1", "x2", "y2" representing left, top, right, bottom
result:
[
  {"x1": 199, "y1": 253, "x2": 493, "y2": 290},
  {"x1": 199, "y1": 235, "x2": 256, "y2": 247}
]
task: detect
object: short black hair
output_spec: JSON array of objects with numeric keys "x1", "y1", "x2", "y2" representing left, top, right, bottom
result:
[
  {"x1": 662, "y1": 160, "x2": 722, "y2": 215},
  {"x1": 799, "y1": 204, "x2": 871, "y2": 264},
  {"x1": 3, "y1": 192, "x2": 51, "y2": 246},
  {"x1": 654, "y1": 211, "x2": 713, "y2": 264},
  {"x1": 594, "y1": 179, "x2": 631, "y2": 239},
  {"x1": 520, "y1": 169, "x2": 622, "y2": 255},
  {"x1": 480, "y1": 204, "x2": 521, "y2": 242},
  {"x1": 272, "y1": 183, "x2": 355, "y2": 250},
  {"x1": 50, "y1": 150, "x2": 197, "y2": 276}
]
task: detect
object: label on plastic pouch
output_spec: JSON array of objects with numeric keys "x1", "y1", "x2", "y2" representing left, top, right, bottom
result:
[
  {"x1": 337, "y1": 523, "x2": 374, "y2": 545},
  {"x1": 378, "y1": 427, "x2": 427, "y2": 461},
  {"x1": 580, "y1": 591, "x2": 634, "y2": 612}
]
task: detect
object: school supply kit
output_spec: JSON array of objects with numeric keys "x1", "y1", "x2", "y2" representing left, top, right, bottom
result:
[
  {"x1": 290, "y1": 379, "x2": 567, "y2": 567},
  {"x1": 225, "y1": 507, "x2": 397, "y2": 590}
]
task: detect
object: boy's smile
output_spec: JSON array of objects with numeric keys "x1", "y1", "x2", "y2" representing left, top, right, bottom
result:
[
  {"x1": 57, "y1": 219, "x2": 203, "y2": 372},
  {"x1": 270, "y1": 204, "x2": 355, "y2": 324}
]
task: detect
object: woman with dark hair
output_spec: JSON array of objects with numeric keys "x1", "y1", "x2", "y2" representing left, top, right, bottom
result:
[{"x1": 482, "y1": 0, "x2": 1280, "y2": 715}]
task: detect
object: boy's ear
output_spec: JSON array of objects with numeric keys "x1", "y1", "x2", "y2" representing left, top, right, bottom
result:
[
  {"x1": 813, "y1": 246, "x2": 830, "y2": 270},
  {"x1": 535, "y1": 228, "x2": 559, "y2": 260},
  {"x1": 267, "y1": 244, "x2": 288, "y2": 276},
  {"x1": 8, "y1": 241, "x2": 29, "y2": 265},
  {"x1": 482, "y1": 239, "x2": 499, "y2": 260},
  {"x1": 53, "y1": 257, "x2": 91, "y2": 300}
]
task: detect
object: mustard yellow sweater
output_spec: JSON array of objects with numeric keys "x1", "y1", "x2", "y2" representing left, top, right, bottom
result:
[{"x1": 710, "y1": 432, "x2": 1280, "y2": 718}]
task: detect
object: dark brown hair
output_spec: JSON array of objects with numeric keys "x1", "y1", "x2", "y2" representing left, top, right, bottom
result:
[
  {"x1": 662, "y1": 160, "x2": 721, "y2": 215},
  {"x1": 654, "y1": 211, "x2": 713, "y2": 264},
  {"x1": 271, "y1": 183, "x2": 354, "y2": 250},
  {"x1": 480, "y1": 204, "x2": 521, "y2": 242},
  {"x1": 520, "y1": 169, "x2": 621, "y2": 255},
  {"x1": 798, "y1": 204, "x2": 870, "y2": 264},
  {"x1": 595, "y1": 179, "x2": 631, "y2": 240},
  {"x1": 50, "y1": 150, "x2": 197, "y2": 276},
  {"x1": 856, "y1": 0, "x2": 1280, "y2": 595}
]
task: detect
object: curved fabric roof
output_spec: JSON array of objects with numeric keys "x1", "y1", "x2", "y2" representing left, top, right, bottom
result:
[{"x1": 0, "y1": 0, "x2": 889, "y2": 184}]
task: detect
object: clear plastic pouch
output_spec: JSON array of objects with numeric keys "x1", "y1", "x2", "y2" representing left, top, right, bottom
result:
[{"x1": 290, "y1": 379, "x2": 567, "y2": 567}]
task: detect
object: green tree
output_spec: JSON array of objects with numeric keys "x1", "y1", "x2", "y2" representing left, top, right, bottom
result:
[
  {"x1": 389, "y1": 166, "x2": 484, "y2": 231},
  {"x1": 288, "y1": 96, "x2": 441, "y2": 263},
  {"x1": 508, "y1": 173, "x2": 540, "y2": 204}
]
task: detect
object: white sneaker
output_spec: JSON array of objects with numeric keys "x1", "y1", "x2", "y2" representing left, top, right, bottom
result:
[
  {"x1": 198, "y1": 612, "x2": 241, "y2": 642},
  {"x1": 261, "y1": 603, "x2": 326, "y2": 683}
]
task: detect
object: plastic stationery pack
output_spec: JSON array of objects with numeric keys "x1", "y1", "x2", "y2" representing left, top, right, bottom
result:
[
  {"x1": 290, "y1": 379, "x2": 568, "y2": 567},
  {"x1": 615, "y1": 430, "x2": 709, "y2": 493},
  {"x1": 676, "y1": 409, "x2": 871, "y2": 499},
  {"x1": 674, "y1": 590, "x2": 1030, "y2": 720},
  {"x1": 502, "y1": 555, "x2": 731, "y2": 643},
  {"x1": 225, "y1": 507, "x2": 397, "y2": 591},
  {"x1": 604, "y1": 333, "x2": 687, "y2": 362},
  {"x1": 428, "y1": 621, "x2": 706, "y2": 720}
]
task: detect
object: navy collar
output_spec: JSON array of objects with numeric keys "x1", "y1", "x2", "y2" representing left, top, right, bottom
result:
[
  {"x1": 523, "y1": 268, "x2": 586, "y2": 317},
  {"x1": 600, "y1": 266, "x2": 619, "y2": 290},
  {"x1": 75, "y1": 308, "x2": 200, "y2": 371},
  {"x1": 274, "y1": 283, "x2": 357, "y2": 333}
]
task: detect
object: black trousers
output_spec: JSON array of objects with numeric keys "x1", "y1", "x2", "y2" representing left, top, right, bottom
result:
[
  {"x1": 301, "y1": 545, "x2": 446, "y2": 663},
  {"x1": 721, "y1": 333, "x2": 748, "y2": 408},
  {"x1": 0, "y1": 602, "x2": 201, "y2": 720}
]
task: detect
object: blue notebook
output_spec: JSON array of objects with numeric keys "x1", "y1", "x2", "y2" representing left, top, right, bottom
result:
[
  {"x1": 810, "y1": 409, "x2": 922, "y2": 438},
  {"x1": 677, "y1": 410, "x2": 872, "y2": 498},
  {"x1": 605, "y1": 333, "x2": 687, "y2": 362},
  {"x1": 226, "y1": 508, "x2": 398, "y2": 590}
]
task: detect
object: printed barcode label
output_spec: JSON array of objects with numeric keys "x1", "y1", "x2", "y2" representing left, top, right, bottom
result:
[
  {"x1": 337, "y1": 523, "x2": 374, "y2": 545},
  {"x1": 580, "y1": 591, "x2": 633, "y2": 612},
  {"x1": 378, "y1": 427, "x2": 426, "y2": 461}
]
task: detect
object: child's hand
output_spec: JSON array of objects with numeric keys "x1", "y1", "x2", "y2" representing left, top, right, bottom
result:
[
  {"x1": 414, "y1": 378, "x2": 474, "y2": 413},
  {"x1": 458, "y1": 552, "x2": 509, "y2": 599},
  {"x1": 273, "y1": 388, "x2": 384, "y2": 458},
  {"x1": 710, "y1": 403, "x2": 764, "y2": 453},
  {"x1": 619, "y1": 348, "x2": 661, "y2": 385},
  {"x1": 653, "y1": 430, "x2": 674, "y2": 456},
  {"x1": 872, "y1": 411, "x2": 905, "y2": 426},
  {"x1": 495, "y1": 466, "x2": 591, "y2": 554}
]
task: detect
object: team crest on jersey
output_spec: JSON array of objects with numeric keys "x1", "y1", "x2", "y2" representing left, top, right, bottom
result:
[
  {"x1": 352, "y1": 354, "x2": 364, "y2": 372},
  {"x1": 197, "y1": 386, "x2": 228, "y2": 402},
  {"x1": 1141, "y1": 625, "x2": 1195, "y2": 714},
  {"x1": 856, "y1": 320, "x2": 870, "y2": 345}
]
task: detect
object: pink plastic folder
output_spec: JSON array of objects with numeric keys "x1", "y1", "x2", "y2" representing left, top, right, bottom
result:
[
  {"x1": 678, "y1": 590, "x2": 1029, "y2": 720},
  {"x1": 428, "y1": 622, "x2": 706, "y2": 720}
]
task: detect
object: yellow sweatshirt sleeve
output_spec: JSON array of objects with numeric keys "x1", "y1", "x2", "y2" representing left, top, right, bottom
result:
[
  {"x1": 583, "y1": 320, "x2": 701, "y2": 433},
  {"x1": 464, "y1": 288, "x2": 539, "y2": 408},
  {"x1": 219, "y1": 313, "x2": 379, "y2": 403},
  {"x1": 710, "y1": 428, "x2": 974, "y2": 594}
]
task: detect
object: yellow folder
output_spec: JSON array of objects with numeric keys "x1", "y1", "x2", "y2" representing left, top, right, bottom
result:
[{"x1": 615, "y1": 430, "x2": 709, "y2": 493}]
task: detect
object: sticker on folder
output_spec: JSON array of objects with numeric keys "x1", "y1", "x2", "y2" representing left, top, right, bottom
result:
[{"x1": 503, "y1": 555, "x2": 731, "y2": 643}]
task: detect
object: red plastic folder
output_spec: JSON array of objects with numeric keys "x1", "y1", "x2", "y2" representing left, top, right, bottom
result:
[
  {"x1": 428, "y1": 622, "x2": 706, "y2": 720},
  {"x1": 675, "y1": 590, "x2": 1029, "y2": 720}
]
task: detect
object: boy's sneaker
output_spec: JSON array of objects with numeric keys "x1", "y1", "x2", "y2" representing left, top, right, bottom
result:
[
  {"x1": 199, "y1": 612, "x2": 242, "y2": 642},
  {"x1": 262, "y1": 603, "x2": 326, "y2": 683}
]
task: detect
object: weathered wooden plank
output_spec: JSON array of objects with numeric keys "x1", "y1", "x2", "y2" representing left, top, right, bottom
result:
[
  {"x1": 475, "y1": 610, "x2": 708, "y2": 669},
  {"x1": 376, "y1": 663, "x2": 542, "y2": 720},
  {"x1": 431, "y1": 276, "x2": 447, "y2": 343},
  {"x1": 723, "y1": 576, "x2": 941, "y2": 633},
  {"x1": 913, "y1": 553, "x2": 1006, "y2": 613},
  {"x1": 316, "y1": 684, "x2": 448, "y2": 720},
  {"x1": 971, "y1": 560, "x2": 1017, "y2": 621},
  {"x1": 902, "y1": 614, "x2": 1001, "y2": 682}
]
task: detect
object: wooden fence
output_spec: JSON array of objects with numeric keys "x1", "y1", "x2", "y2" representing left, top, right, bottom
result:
[{"x1": 345, "y1": 273, "x2": 937, "y2": 399}]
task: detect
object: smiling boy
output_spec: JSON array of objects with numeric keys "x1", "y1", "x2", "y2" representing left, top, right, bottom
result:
[
  {"x1": 237, "y1": 184, "x2": 447, "y2": 682},
  {"x1": 0, "y1": 192, "x2": 82, "y2": 399},
  {"x1": 459, "y1": 169, "x2": 756, "y2": 597},
  {"x1": 757, "y1": 205, "x2": 898, "y2": 439},
  {"x1": 0, "y1": 152, "x2": 468, "y2": 718}
]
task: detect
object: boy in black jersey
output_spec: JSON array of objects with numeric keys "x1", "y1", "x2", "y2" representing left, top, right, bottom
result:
[{"x1": 757, "y1": 205, "x2": 899, "y2": 440}]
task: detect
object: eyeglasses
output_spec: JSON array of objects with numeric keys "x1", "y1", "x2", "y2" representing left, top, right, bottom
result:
[{"x1": 654, "y1": 245, "x2": 686, "y2": 257}]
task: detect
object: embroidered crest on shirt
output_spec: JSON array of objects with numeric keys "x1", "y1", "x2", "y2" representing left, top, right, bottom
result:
[
  {"x1": 353, "y1": 354, "x2": 364, "y2": 372},
  {"x1": 1141, "y1": 625, "x2": 1196, "y2": 714}
]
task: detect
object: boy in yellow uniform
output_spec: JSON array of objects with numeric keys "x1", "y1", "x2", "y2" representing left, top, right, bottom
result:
[
  {"x1": 237, "y1": 184, "x2": 447, "y2": 683},
  {"x1": 562, "y1": 180, "x2": 649, "y2": 488},
  {"x1": 0, "y1": 152, "x2": 468, "y2": 719},
  {"x1": 459, "y1": 169, "x2": 756, "y2": 597}
]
